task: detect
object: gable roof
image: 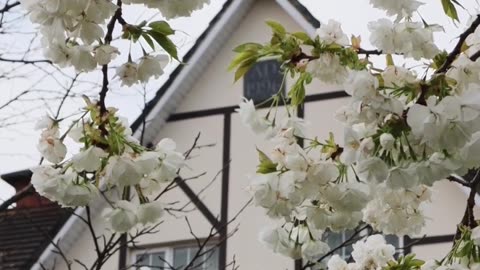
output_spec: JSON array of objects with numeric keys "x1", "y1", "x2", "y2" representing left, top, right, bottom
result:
[
  {"x1": 29, "y1": 1, "x2": 321, "y2": 268},
  {"x1": 131, "y1": 0, "x2": 320, "y2": 145},
  {"x1": 0, "y1": 205, "x2": 71, "y2": 270},
  {"x1": 286, "y1": 0, "x2": 320, "y2": 28}
]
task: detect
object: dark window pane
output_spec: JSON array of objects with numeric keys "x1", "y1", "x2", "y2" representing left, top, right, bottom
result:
[
  {"x1": 135, "y1": 254, "x2": 149, "y2": 269},
  {"x1": 174, "y1": 246, "x2": 219, "y2": 270},
  {"x1": 174, "y1": 247, "x2": 189, "y2": 269},
  {"x1": 244, "y1": 60, "x2": 284, "y2": 103},
  {"x1": 323, "y1": 231, "x2": 344, "y2": 257},
  {"x1": 385, "y1": 235, "x2": 399, "y2": 248},
  {"x1": 135, "y1": 251, "x2": 165, "y2": 269},
  {"x1": 323, "y1": 230, "x2": 358, "y2": 259},
  {"x1": 202, "y1": 247, "x2": 219, "y2": 270},
  {"x1": 343, "y1": 230, "x2": 354, "y2": 257},
  {"x1": 151, "y1": 252, "x2": 166, "y2": 269}
]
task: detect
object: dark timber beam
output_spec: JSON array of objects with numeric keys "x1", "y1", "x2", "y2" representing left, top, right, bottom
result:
[{"x1": 219, "y1": 112, "x2": 232, "y2": 270}]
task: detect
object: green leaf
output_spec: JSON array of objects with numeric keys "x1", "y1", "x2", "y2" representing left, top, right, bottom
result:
[
  {"x1": 256, "y1": 148, "x2": 277, "y2": 174},
  {"x1": 228, "y1": 51, "x2": 256, "y2": 71},
  {"x1": 266, "y1": 20, "x2": 286, "y2": 37},
  {"x1": 292, "y1": 32, "x2": 311, "y2": 42},
  {"x1": 288, "y1": 72, "x2": 312, "y2": 106},
  {"x1": 147, "y1": 30, "x2": 179, "y2": 60},
  {"x1": 441, "y1": 0, "x2": 460, "y2": 22},
  {"x1": 386, "y1": 54, "x2": 395, "y2": 66},
  {"x1": 432, "y1": 50, "x2": 448, "y2": 70},
  {"x1": 234, "y1": 59, "x2": 256, "y2": 82},
  {"x1": 124, "y1": 25, "x2": 142, "y2": 42},
  {"x1": 148, "y1": 21, "x2": 175, "y2": 35},
  {"x1": 288, "y1": 80, "x2": 306, "y2": 107},
  {"x1": 233, "y1": 42, "x2": 263, "y2": 53},
  {"x1": 142, "y1": 33, "x2": 155, "y2": 50}
]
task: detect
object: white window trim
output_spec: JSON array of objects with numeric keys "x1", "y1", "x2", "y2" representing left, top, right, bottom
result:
[
  {"x1": 130, "y1": 243, "x2": 218, "y2": 269},
  {"x1": 131, "y1": 246, "x2": 172, "y2": 269}
]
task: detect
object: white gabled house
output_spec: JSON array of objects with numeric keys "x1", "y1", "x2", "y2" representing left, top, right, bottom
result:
[{"x1": 0, "y1": 0, "x2": 475, "y2": 269}]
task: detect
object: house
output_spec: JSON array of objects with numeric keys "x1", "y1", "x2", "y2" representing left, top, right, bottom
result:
[{"x1": 0, "y1": 0, "x2": 473, "y2": 269}]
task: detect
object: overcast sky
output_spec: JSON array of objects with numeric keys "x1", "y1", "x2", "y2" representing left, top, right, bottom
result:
[{"x1": 0, "y1": 0, "x2": 478, "y2": 200}]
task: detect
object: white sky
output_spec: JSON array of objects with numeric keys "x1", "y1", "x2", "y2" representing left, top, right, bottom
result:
[{"x1": 0, "y1": 0, "x2": 479, "y2": 200}]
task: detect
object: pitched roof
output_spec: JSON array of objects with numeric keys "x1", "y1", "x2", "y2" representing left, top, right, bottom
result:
[
  {"x1": 287, "y1": 0, "x2": 320, "y2": 28},
  {"x1": 0, "y1": 205, "x2": 71, "y2": 270},
  {"x1": 130, "y1": 0, "x2": 320, "y2": 140},
  {"x1": 130, "y1": 0, "x2": 236, "y2": 134}
]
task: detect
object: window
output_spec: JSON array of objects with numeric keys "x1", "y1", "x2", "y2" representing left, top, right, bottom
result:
[
  {"x1": 135, "y1": 251, "x2": 166, "y2": 269},
  {"x1": 132, "y1": 245, "x2": 218, "y2": 270},
  {"x1": 173, "y1": 246, "x2": 218, "y2": 270},
  {"x1": 244, "y1": 59, "x2": 284, "y2": 103},
  {"x1": 323, "y1": 230, "x2": 354, "y2": 259}
]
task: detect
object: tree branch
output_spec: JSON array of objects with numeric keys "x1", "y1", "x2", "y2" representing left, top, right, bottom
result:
[
  {"x1": 0, "y1": 1, "x2": 19, "y2": 14},
  {"x1": 98, "y1": 0, "x2": 124, "y2": 114},
  {"x1": 436, "y1": 15, "x2": 480, "y2": 74}
]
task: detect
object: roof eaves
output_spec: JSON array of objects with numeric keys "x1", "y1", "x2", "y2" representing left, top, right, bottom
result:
[
  {"x1": 130, "y1": 0, "x2": 238, "y2": 134},
  {"x1": 132, "y1": 0, "x2": 321, "y2": 146},
  {"x1": 1, "y1": 170, "x2": 32, "y2": 186},
  {"x1": 131, "y1": 0, "x2": 255, "y2": 145},
  {"x1": 286, "y1": 0, "x2": 320, "y2": 28},
  {"x1": 276, "y1": 0, "x2": 320, "y2": 36}
]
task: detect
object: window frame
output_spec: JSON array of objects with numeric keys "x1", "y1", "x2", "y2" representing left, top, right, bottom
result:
[
  {"x1": 131, "y1": 246, "x2": 171, "y2": 269},
  {"x1": 130, "y1": 241, "x2": 219, "y2": 270}
]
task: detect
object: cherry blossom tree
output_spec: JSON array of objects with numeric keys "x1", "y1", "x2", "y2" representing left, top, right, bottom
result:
[
  {"x1": 231, "y1": 0, "x2": 480, "y2": 269},
  {"x1": 6, "y1": 0, "x2": 480, "y2": 269},
  {"x1": 0, "y1": 1, "x2": 246, "y2": 269}
]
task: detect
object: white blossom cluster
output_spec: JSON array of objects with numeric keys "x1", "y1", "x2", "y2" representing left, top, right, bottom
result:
[
  {"x1": 116, "y1": 54, "x2": 169, "y2": 86},
  {"x1": 122, "y1": 0, "x2": 211, "y2": 20},
  {"x1": 235, "y1": 0, "x2": 480, "y2": 265},
  {"x1": 238, "y1": 99, "x2": 370, "y2": 261},
  {"x1": 31, "y1": 106, "x2": 184, "y2": 232},
  {"x1": 306, "y1": 20, "x2": 349, "y2": 84},
  {"x1": 327, "y1": 235, "x2": 395, "y2": 270},
  {"x1": 20, "y1": 0, "x2": 120, "y2": 72},
  {"x1": 259, "y1": 224, "x2": 329, "y2": 261},
  {"x1": 368, "y1": 19, "x2": 441, "y2": 60},
  {"x1": 366, "y1": 0, "x2": 440, "y2": 60},
  {"x1": 19, "y1": 0, "x2": 209, "y2": 86},
  {"x1": 369, "y1": 0, "x2": 423, "y2": 21}
]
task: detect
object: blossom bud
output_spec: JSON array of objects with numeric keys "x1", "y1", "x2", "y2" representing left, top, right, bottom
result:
[{"x1": 380, "y1": 133, "x2": 395, "y2": 150}]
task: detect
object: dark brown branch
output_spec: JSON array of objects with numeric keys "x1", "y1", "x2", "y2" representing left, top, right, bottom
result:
[
  {"x1": 0, "y1": 57, "x2": 52, "y2": 64},
  {"x1": 357, "y1": 48, "x2": 383, "y2": 56},
  {"x1": 471, "y1": 50, "x2": 480, "y2": 62},
  {"x1": 436, "y1": 15, "x2": 480, "y2": 74},
  {"x1": 0, "y1": 1, "x2": 19, "y2": 13},
  {"x1": 98, "y1": 0, "x2": 124, "y2": 114},
  {"x1": 302, "y1": 224, "x2": 369, "y2": 269},
  {"x1": 86, "y1": 207, "x2": 103, "y2": 269},
  {"x1": 453, "y1": 169, "x2": 480, "y2": 243},
  {"x1": 448, "y1": 175, "x2": 470, "y2": 187}
]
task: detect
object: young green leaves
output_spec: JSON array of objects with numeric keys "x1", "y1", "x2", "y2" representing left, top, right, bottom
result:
[
  {"x1": 441, "y1": 0, "x2": 463, "y2": 22},
  {"x1": 123, "y1": 20, "x2": 179, "y2": 60}
]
